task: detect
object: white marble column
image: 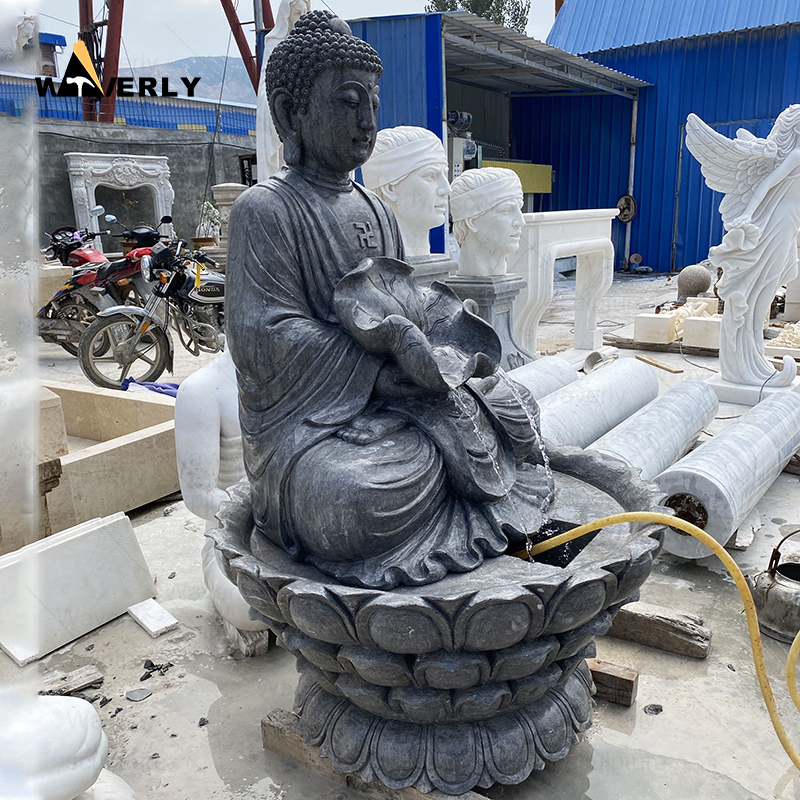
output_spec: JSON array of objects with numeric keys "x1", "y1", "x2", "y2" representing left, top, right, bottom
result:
[
  {"x1": 656, "y1": 392, "x2": 800, "y2": 558},
  {"x1": 507, "y1": 355, "x2": 579, "y2": 400},
  {"x1": 587, "y1": 381, "x2": 719, "y2": 481},
  {"x1": 203, "y1": 182, "x2": 248, "y2": 269},
  {"x1": 537, "y1": 358, "x2": 659, "y2": 448}
]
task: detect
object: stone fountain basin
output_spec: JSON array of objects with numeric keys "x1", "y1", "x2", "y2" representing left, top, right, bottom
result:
[
  {"x1": 213, "y1": 447, "x2": 665, "y2": 725},
  {"x1": 212, "y1": 447, "x2": 666, "y2": 794}
]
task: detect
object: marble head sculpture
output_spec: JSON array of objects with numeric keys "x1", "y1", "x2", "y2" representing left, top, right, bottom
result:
[
  {"x1": 361, "y1": 126, "x2": 450, "y2": 256},
  {"x1": 226, "y1": 10, "x2": 553, "y2": 590},
  {"x1": 451, "y1": 167, "x2": 525, "y2": 277}
]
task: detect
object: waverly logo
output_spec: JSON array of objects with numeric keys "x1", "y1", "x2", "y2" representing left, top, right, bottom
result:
[{"x1": 36, "y1": 41, "x2": 201, "y2": 98}]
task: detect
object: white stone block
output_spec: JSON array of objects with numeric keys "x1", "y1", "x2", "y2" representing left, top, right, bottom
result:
[
  {"x1": 127, "y1": 598, "x2": 179, "y2": 638},
  {"x1": 0, "y1": 512, "x2": 155, "y2": 665},
  {"x1": 633, "y1": 312, "x2": 677, "y2": 344},
  {"x1": 683, "y1": 316, "x2": 721, "y2": 350}
]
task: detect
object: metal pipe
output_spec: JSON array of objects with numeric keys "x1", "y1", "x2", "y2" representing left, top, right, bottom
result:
[
  {"x1": 623, "y1": 94, "x2": 638, "y2": 269},
  {"x1": 98, "y1": 0, "x2": 123, "y2": 123},
  {"x1": 219, "y1": 0, "x2": 259, "y2": 93}
]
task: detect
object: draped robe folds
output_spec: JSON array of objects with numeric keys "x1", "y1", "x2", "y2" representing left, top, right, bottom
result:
[
  {"x1": 226, "y1": 168, "x2": 552, "y2": 590},
  {"x1": 712, "y1": 175, "x2": 800, "y2": 385}
]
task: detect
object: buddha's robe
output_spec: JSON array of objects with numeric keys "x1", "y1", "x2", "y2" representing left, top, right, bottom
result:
[{"x1": 226, "y1": 168, "x2": 550, "y2": 590}]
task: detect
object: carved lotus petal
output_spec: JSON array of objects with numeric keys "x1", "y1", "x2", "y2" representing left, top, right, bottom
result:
[
  {"x1": 490, "y1": 636, "x2": 560, "y2": 683},
  {"x1": 388, "y1": 685, "x2": 451, "y2": 724},
  {"x1": 278, "y1": 581, "x2": 359, "y2": 646},
  {"x1": 544, "y1": 569, "x2": 617, "y2": 635},
  {"x1": 357, "y1": 596, "x2": 451, "y2": 654},
  {"x1": 480, "y1": 711, "x2": 543, "y2": 784},
  {"x1": 427, "y1": 722, "x2": 483, "y2": 794},
  {"x1": 373, "y1": 719, "x2": 427, "y2": 789},
  {"x1": 555, "y1": 611, "x2": 613, "y2": 660},
  {"x1": 412, "y1": 650, "x2": 491, "y2": 690},
  {"x1": 338, "y1": 645, "x2": 413, "y2": 688}
]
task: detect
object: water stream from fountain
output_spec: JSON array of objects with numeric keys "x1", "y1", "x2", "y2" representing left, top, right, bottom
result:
[{"x1": 495, "y1": 368, "x2": 557, "y2": 559}]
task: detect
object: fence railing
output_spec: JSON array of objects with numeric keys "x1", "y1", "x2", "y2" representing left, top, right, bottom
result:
[{"x1": 0, "y1": 71, "x2": 257, "y2": 137}]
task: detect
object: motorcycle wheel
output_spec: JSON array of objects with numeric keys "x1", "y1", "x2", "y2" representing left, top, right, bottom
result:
[
  {"x1": 78, "y1": 313, "x2": 170, "y2": 390},
  {"x1": 54, "y1": 301, "x2": 108, "y2": 358}
]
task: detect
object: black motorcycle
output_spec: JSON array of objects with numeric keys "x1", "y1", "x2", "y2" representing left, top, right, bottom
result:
[{"x1": 77, "y1": 240, "x2": 225, "y2": 389}]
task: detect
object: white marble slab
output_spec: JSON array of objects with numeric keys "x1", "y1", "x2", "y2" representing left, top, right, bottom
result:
[{"x1": 0, "y1": 512, "x2": 155, "y2": 666}]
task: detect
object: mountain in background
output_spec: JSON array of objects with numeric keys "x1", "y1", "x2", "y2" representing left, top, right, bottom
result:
[{"x1": 118, "y1": 55, "x2": 257, "y2": 105}]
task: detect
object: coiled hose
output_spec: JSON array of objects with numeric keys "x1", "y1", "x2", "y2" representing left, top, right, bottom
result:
[{"x1": 519, "y1": 511, "x2": 800, "y2": 771}]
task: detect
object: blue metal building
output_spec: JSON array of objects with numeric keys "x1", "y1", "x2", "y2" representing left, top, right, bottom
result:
[
  {"x1": 528, "y1": 0, "x2": 800, "y2": 271},
  {"x1": 350, "y1": 12, "x2": 645, "y2": 253}
]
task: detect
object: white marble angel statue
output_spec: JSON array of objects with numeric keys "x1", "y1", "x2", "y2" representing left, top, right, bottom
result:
[
  {"x1": 686, "y1": 106, "x2": 800, "y2": 388},
  {"x1": 256, "y1": 0, "x2": 311, "y2": 181}
]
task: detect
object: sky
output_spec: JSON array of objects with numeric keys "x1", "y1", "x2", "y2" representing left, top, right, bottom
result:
[{"x1": 29, "y1": 0, "x2": 557, "y2": 68}]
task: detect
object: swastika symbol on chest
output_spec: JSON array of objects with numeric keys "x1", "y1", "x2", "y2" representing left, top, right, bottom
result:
[{"x1": 354, "y1": 221, "x2": 377, "y2": 248}]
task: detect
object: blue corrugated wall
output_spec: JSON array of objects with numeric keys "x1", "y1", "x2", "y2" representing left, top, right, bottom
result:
[
  {"x1": 350, "y1": 13, "x2": 446, "y2": 252},
  {"x1": 514, "y1": 23, "x2": 800, "y2": 271}
]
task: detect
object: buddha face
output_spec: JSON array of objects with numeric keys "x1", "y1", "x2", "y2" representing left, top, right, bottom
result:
[
  {"x1": 469, "y1": 197, "x2": 524, "y2": 257},
  {"x1": 295, "y1": 66, "x2": 381, "y2": 175},
  {"x1": 386, "y1": 161, "x2": 450, "y2": 231}
]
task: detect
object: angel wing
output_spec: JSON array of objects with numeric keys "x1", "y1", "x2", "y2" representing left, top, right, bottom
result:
[{"x1": 685, "y1": 113, "x2": 777, "y2": 225}]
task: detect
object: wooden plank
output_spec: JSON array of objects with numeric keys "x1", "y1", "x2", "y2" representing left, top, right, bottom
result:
[
  {"x1": 261, "y1": 708, "x2": 486, "y2": 800},
  {"x1": 41, "y1": 664, "x2": 104, "y2": 695},
  {"x1": 608, "y1": 601, "x2": 711, "y2": 659},
  {"x1": 634, "y1": 354, "x2": 684, "y2": 374},
  {"x1": 604, "y1": 332, "x2": 719, "y2": 357},
  {"x1": 586, "y1": 658, "x2": 638, "y2": 706}
]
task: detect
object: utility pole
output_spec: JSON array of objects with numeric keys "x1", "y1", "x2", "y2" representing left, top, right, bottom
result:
[
  {"x1": 98, "y1": 0, "x2": 123, "y2": 123},
  {"x1": 77, "y1": 0, "x2": 97, "y2": 120}
]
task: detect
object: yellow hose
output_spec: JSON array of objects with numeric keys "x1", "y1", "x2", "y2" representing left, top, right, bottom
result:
[{"x1": 516, "y1": 511, "x2": 800, "y2": 772}]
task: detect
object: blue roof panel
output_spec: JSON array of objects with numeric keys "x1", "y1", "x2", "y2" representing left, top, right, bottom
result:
[
  {"x1": 547, "y1": 0, "x2": 800, "y2": 53},
  {"x1": 39, "y1": 33, "x2": 67, "y2": 47}
]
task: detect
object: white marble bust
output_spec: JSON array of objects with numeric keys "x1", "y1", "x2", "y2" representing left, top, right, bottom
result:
[
  {"x1": 361, "y1": 126, "x2": 450, "y2": 257},
  {"x1": 451, "y1": 167, "x2": 524, "y2": 278}
]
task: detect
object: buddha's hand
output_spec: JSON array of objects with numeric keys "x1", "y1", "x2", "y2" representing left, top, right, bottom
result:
[
  {"x1": 336, "y1": 411, "x2": 406, "y2": 445},
  {"x1": 373, "y1": 362, "x2": 433, "y2": 399}
]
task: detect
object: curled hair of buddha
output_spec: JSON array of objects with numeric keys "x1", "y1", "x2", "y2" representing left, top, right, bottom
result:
[{"x1": 266, "y1": 10, "x2": 383, "y2": 119}]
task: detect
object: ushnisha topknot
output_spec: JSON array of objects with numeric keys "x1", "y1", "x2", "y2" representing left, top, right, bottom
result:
[{"x1": 266, "y1": 9, "x2": 383, "y2": 116}]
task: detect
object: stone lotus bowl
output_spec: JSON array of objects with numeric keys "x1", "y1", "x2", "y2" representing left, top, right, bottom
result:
[{"x1": 212, "y1": 446, "x2": 667, "y2": 795}]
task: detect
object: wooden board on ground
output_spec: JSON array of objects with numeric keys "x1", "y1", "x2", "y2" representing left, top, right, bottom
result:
[
  {"x1": 586, "y1": 658, "x2": 638, "y2": 706},
  {"x1": 608, "y1": 601, "x2": 711, "y2": 659},
  {"x1": 41, "y1": 664, "x2": 103, "y2": 695},
  {"x1": 262, "y1": 708, "x2": 486, "y2": 800},
  {"x1": 604, "y1": 328, "x2": 718, "y2": 357},
  {"x1": 634, "y1": 354, "x2": 684, "y2": 374}
]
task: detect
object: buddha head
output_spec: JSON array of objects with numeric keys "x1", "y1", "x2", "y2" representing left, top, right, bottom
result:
[
  {"x1": 361, "y1": 126, "x2": 450, "y2": 257},
  {"x1": 266, "y1": 10, "x2": 383, "y2": 175},
  {"x1": 450, "y1": 168, "x2": 524, "y2": 277}
]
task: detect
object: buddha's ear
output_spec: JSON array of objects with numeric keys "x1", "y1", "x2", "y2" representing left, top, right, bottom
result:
[
  {"x1": 465, "y1": 216, "x2": 480, "y2": 234},
  {"x1": 270, "y1": 89, "x2": 301, "y2": 164}
]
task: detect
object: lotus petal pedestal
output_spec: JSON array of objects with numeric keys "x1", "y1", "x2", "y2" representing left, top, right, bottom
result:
[{"x1": 213, "y1": 449, "x2": 665, "y2": 795}]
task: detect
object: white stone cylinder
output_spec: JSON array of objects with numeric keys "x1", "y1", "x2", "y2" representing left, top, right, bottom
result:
[
  {"x1": 657, "y1": 392, "x2": 800, "y2": 559},
  {"x1": 537, "y1": 358, "x2": 659, "y2": 448},
  {"x1": 507, "y1": 356, "x2": 579, "y2": 400},
  {"x1": 588, "y1": 381, "x2": 719, "y2": 481}
]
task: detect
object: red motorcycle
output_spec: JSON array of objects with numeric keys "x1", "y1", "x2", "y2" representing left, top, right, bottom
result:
[
  {"x1": 44, "y1": 205, "x2": 110, "y2": 270},
  {"x1": 38, "y1": 209, "x2": 172, "y2": 357}
]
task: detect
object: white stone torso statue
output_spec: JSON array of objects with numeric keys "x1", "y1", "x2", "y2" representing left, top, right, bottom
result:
[
  {"x1": 0, "y1": 689, "x2": 135, "y2": 800},
  {"x1": 361, "y1": 125, "x2": 450, "y2": 257},
  {"x1": 451, "y1": 167, "x2": 524, "y2": 277},
  {"x1": 256, "y1": 0, "x2": 312, "y2": 181},
  {"x1": 175, "y1": 348, "x2": 271, "y2": 638},
  {"x1": 686, "y1": 106, "x2": 800, "y2": 387}
]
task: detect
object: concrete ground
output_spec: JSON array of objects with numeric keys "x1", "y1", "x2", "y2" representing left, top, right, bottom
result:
[{"x1": 6, "y1": 273, "x2": 800, "y2": 799}]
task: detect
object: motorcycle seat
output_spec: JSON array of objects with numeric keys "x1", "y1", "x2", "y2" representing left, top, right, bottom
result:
[{"x1": 96, "y1": 258, "x2": 130, "y2": 282}]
